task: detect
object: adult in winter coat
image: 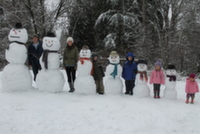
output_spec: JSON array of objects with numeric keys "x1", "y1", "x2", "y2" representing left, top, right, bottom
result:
[
  {"x1": 91, "y1": 53, "x2": 105, "y2": 94},
  {"x1": 28, "y1": 35, "x2": 43, "y2": 81},
  {"x1": 122, "y1": 52, "x2": 137, "y2": 95},
  {"x1": 63, "y1": 37, "x2": 79, "y2": 92}
]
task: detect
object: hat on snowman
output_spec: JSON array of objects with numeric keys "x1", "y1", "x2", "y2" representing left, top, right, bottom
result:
[
  {"x1": 167, "y1": 64, "x2": 175, "y2": 69},
  {"x1": 137, "y1": 60, "x2": 147, "y2": 65},
  {"x1": 109, "y1": 51, "x2": 118, "y2": 57},
  {"x1": 46, "y1": 32, "x2": 55, "y2": 37},
  {"x1": 82, "y1": 45, "x2": 89, "y2": 50},
  {"x1": 15, "y1": 23, "x2": 22, "y2": 29}
]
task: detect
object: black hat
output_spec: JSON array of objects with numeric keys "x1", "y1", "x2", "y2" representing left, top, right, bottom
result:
[
  {"x1": 46, "y1": 32, "x2": 55, "y2": 37},
  {"x1": 15, "y1": 23, "x2": 22, "y2": 29},
  {"x1": 167, "y1": 64, "x2": 175, "y2": 69},
  {"x1": 137, "y1": 60, "x2": 148, "y2": 65}
]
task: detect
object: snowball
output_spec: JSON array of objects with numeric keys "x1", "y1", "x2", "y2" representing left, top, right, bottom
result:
[
  {"x1": 36, "y1": 70, "x2": 65, "y2": 92},
  {"x1": 6, "y1": 43, "x2": 27, "y2": 64},
  {"x1": 2, "y1": 64, "x2": 32, "y2": 91}
]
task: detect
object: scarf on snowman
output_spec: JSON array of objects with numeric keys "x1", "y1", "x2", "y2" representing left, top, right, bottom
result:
[
  {"x1": 166, "y1": 75, "x2": 176, "y2": 81},
  {"x1": 137, "y1": 71, "x2": 148, "y2": 82},
  {"x1": 110, "y1": 63, "x2": 119, "y2": 79},
  {"x1": 42, "y1": 50, "x2": 58, "y2": 69},
  {"x1": 79, "y1": 57, "x2": 93, "y2": 75}
]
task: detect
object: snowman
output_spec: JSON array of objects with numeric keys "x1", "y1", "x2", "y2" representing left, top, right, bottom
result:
[
  {"x1": 36, "y1": 32, "x2": 64, "y2": 92},
  {"x1": 133, "y1": 60, "x2": 150, "y2": 97},
  {"x1": 105, "y1": 51, "x2": 123, "y2": 94},
  {"x1": 163, "y1": 64, "x2": 177, "y2": 99},
  {"x1": 74, "y1": 45, "x2": 96, "y2": 94},
  {"x1": 2, "y1": 23, "x2": 32, "y2": 91}
]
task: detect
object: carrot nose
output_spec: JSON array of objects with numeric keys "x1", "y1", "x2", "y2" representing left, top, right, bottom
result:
[
  {"x1": 14, "y1": 30, "x2": 17, "y2": 34},
  {"x1": 48, "y1": 41, "x2": 50, "y2": 43}
]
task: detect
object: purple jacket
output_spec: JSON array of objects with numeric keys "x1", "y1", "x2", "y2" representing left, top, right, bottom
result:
[
  {"x1": 185, "y1": 79, "x2": 199, "y2": 93},
  {"x1": 149, "y1": 70, "x2": 165, "y2": 84}
]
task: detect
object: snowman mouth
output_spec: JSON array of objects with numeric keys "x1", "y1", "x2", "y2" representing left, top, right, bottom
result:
[
  {"x1": 46, "y1": 43, "x2": 53, "y2": 47},
  {"x1": 10, "y1": 36, "x2": 20, "y2": 38}
]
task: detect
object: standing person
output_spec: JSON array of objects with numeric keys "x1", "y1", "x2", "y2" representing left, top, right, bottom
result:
[
  {"x1": 91, "y1": 53, "x2": 105, "y2": 95},
  {"x1": 63, "y1": 37, "x2": 78, "y2": 92},
  {"x1": 149, "y1": 60, "x2": 165, "y2": 98},
  {"x1": 28, "y1": 35, "x2": 43, "y2": 81},
  {"x1": 122, "y1": 52, "x2": 137, "y2": 95},
  {"x1": 185, "y1": 73, "x2": 199, "y2": 104}
]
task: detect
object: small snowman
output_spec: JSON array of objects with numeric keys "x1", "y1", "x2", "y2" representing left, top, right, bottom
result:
[
  {"x1": 163, "y1": 64, "x2": 177, "y2": 99},
  {"x1": 74, "y1": 45, "x2": 96, "y2": 94},
  {"x1": 2, "y1": 23, "x2": 32, "y2": 91},
  {"x1": 105, "y1": 51, "x2": 123, "y2": 94},
  {"x1": 36, "y1": 32, "x2": 64, "y2": 92},
  {"x1": 134, "y1": 60, "x2": 150, "y2": 97}
]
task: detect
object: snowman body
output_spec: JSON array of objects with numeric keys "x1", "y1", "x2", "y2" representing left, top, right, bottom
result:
[
  {"x1": 163, "y1": 69, "x2": 177, "y2": 99},
  {"x1": 74, "y1": 49, "x2": 96, "y2": 94},
  {"x1": 2, "y1": 27, "x2": 32, "y2": 91},
  {"x1": 105, "y1": 55, "x2": 123, "y2": 94},
  {"x1": 36, "y1": 35, "x2": 64, "y2": 92},
  {"x1": 134, "y1": 63, "x2": 150, "y2": 97}
]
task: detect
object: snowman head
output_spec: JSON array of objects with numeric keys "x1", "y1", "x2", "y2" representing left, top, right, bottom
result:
[
  {"x1": 42, "y1": 32, "x2": 60, "y2": 51},
  {"x1": 166, "y1": 64, "x2": 176, "y2": 76},
  {"x1": 8, "y1": 23, "x2": 28, "y2": 43},
  {"x1": 79, "y1": 45, "x2": 91, "y2": 58},
  {"x1": 137, "y1": 60, "x2": 148, "y2": 71},
  {"x1": 108, "y1": 51, "x2": 120, "y2": 64}
]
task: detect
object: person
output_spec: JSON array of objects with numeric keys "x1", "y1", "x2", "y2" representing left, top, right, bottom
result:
[
  {"x1": 91, "y1": 53, "x2": 105, "y2": 95},
  {"x1": 185, "y1": 73, "x2": 199, "y2": 104},
  {"x1": 149, "y1": 60, "x2": 165, "y2": 98},
  {"x1": 63, "y1": 37, "x2": 78, "y2": 92},
  {"x1": 122, "y1": 52, "x2": 137, "y2": 95},
  {"x1": 28, "y1": 35, "x2": 43, "y2": 81}
]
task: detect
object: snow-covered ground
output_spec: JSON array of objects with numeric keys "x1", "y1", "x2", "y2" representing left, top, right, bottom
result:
[{"x1": 0, "y1": 70, "x2": 200, "y2": 134}]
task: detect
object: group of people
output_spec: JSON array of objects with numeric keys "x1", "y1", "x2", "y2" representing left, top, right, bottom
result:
[{"x1": 27, "y1": 35, "x2": 199, "y2": 104}]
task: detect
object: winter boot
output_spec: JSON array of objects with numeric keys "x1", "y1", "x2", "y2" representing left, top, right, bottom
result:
[
  {"x1": 190, "y1": 98, "x2": 194, "y2": 104},
  {"x1": 130, "y1": 91, "x2": 133, "y2": 95},
  {"x1": 185, "y1": 98, "x2": 189, "y2": 104},
  {"x1": 68, "y1": 82, "x2": 75, "y2": 92},
  {"x1": 125, "y1": 90, "x2": 129, "y2": 95}
]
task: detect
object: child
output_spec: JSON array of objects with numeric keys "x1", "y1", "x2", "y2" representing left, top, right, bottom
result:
[
  {"x1": 122, "y1": 52, "x2": 137, "y2": 95},
  {"x1": 91, "y1": 53, "x2": 105, "y2": 95},
  {"x1": 185, "y1": 73, "x2": 199, "y2": 104},
  {"x1": 149, "y1": 60, "x2": 165, "y2": 98}
]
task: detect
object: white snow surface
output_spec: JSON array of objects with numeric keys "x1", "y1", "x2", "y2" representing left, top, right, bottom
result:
[{"x1": 0, "y1": 71, "x2": 200, "y2": 134}]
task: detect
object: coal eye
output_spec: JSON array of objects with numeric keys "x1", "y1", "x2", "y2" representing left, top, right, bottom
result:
[
  {"x1": 19, "y1": 30, "x2": 21, "y2": 32},
  {"x1": 51, "y1": 40, "x2": 53, "y2": 42}
]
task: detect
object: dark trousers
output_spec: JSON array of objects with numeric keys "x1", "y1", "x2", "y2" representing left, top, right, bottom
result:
[
  {"x1": 125, "y1": 80, "x2": 135, "y2": 93},
  {"x1": 65, "y1": 67, "x2": 76, "y2": 83},
  {"x1": 153, "y1": 84, "x2": 161, "y2": 96},
  {"x1": 186, "y1": 93, "x2": 195, "y2": 99},
  {"x1": 32, "y1": 61, "x2": 41, "y2": 81}
]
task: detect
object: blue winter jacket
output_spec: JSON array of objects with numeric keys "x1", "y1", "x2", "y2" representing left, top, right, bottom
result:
[{"x1": 122, "y1": 52, "x2": 137, "y2": 80}]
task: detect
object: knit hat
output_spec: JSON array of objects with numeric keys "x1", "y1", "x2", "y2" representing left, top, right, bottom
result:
[
  {"x1": 46, "y1": 32, "x2": 55, "y2": 37},
  {"x1": 15, "y1": 23, "x2": 22, "y2": 29},
  {"x1": 109, "y1": 51, "x2": 118, "y2": 57},
  {"x1": 137, "y1": 60, "x2": 147, "y2": 65},
  {"x1": 167, "y1": 64, "x2": 175, "y2": 69},
  {"x1": 154, "y1": 59, "x2": 162, "y2": 67},
  {"x1": 67, "y1": 37, "x2": 74, "y2": 43},
  {"x1": 189, "y1": 73, "x2": 196, "y2": 79}
]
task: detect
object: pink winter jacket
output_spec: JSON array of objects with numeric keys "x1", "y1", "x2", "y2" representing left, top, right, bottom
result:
[
  {"x1": 149, "y1": 70, "x2": 165, "y2": 85},
  {"x1": 185, "y1": 79, "x2": 199, "y2": 93}
]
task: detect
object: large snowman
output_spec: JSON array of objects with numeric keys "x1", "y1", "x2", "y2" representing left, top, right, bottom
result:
[
  {"x1": 163, "y1": 64, "x2": 177, "y2": 99},
  {"x1": 74, "y1": 45, "x2": 96, "y2": 94},
  {"x1": 133, "y1": 60, "x2": 150, "y2": 97},
  {"x1": 105, "y1": 51, "x2": 123, "y2": 94},
  {"x1": 2, "y1": 23, "x2": 32, "y2": 91},
  {"x1": 36, "y1": 32, "x2": 64, "y2": 92}
]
